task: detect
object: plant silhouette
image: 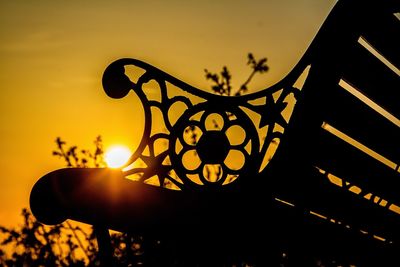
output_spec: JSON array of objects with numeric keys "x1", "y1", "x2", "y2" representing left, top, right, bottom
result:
[
  {"x1": 1, "y1": 137, "x2": 104, "y2": 266},
  {"x1": 204, "y1": 53, "x2": 269, "y2": 97},
  {"x1": 1, "y1": 137, "x2": 148, "y2": 266}
]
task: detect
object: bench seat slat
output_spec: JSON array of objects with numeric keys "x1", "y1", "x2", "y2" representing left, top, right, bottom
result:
[
  {"x1": 323, "y1": 85, "x2": 400, "y2": 164},
  {"x1": 341, "y1": 43, "x2": 400, "y2": 118},
  {"x1": 312, "y1": 129, "x2": 400, "y2": 203},
  {"x1": 303, "y1": 172, "x2": 400, "y2": 242},
  {"x1": 272, "y1": 165, "x2": 400, "y2": 242},
  {"x1": 271, "y1": 196, "x2": 397, "y2": 265}
]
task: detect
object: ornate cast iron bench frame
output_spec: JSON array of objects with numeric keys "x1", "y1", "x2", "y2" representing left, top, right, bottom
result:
[{"x1": 30, "y1": 0, "x2": 400, "y2": 265}]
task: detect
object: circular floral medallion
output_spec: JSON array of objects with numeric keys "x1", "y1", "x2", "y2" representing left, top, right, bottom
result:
[{"x1": 169, "y1": 102, "x2": 260, "y2": 187}]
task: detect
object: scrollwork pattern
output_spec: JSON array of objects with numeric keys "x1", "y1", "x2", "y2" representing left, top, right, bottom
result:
[{"x1": 102, "y1": 58, "x2": 302, "y2": 190}]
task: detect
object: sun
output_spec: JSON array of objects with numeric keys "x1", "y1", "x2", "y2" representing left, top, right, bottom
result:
[{"x1": 105, "y1": 145, "x2": 132, "y2": 168}]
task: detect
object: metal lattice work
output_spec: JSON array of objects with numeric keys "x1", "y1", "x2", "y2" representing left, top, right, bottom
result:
[{"x1": 102, "y1": 58, "x2": 302, "y2": 190}]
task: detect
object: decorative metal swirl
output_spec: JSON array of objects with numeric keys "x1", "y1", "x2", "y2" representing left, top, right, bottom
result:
[
  {"x1": 169, "y1": 103, "x2": 260, "y2": 187},
  {"x1": 102, "y1": 58, "x2": 304, "y2": 190}
]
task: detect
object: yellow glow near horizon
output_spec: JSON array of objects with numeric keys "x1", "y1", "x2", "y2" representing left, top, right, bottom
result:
[{"x1": 105, "y1": 145, "x2": 132, "y2": 168}]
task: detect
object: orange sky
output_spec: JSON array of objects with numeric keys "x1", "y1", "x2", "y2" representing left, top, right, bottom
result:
[{"x1": 0, "y1": 0, "x2": 336, "y2": 227}]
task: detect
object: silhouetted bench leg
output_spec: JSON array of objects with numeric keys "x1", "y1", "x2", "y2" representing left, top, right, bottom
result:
[{"x1": 94, "y1": 226, "x2": 114, "y2": 267}]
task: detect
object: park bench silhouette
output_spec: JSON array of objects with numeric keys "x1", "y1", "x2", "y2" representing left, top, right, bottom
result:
[{"x1": 30, "y1": 0, "x2": 399, "y2": 265}]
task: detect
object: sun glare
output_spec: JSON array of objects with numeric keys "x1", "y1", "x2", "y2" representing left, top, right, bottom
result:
[{"x1": 105, "y1": 145, "x2": 132, "y2": 168}]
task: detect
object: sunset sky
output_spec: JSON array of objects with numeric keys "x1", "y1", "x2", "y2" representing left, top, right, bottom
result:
[{"x1": 0, "y1": 0, "x2": 336, "y2": 227}]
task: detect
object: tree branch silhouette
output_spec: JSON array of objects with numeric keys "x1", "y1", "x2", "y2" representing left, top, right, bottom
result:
[{"x1": 204, "y1": 53, "x2": 269, "y2": 96}]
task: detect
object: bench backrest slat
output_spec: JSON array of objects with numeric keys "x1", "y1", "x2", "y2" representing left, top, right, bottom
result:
[
  {"x1": 341, "y1": 42, "x2": 400, "y2": 118},
  {"x1": 313, "y1": 128, "x2": 400, "y2": 203},
  {"x1": 362, "y1": 10, "x2": 400, "y2": 69},
  {"x1": 270, "y1": 0, "x2": 400, "y2": 244},
  {"x1": 323, "y1": 84, "x2": 400, "y2": 164}
]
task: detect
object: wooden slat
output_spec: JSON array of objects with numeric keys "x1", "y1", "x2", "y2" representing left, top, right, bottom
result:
[
  {"x1": 303, "y1": 174, "x2": 400, "y2": 243},
  {"x1": 362, "y1": 11, "x2": 400, "y2": 69},
  {"x1": 322, "y1": 85, "x2": 400, "y2": 164},
  {"x1": 271, "y1": 197, "x2": 399, "y2": 265},
  {"x1": 341, "y1": 43, "x2": 400, "y2": 118},
  {"x1": 272, "y1": 165, "x2": 400, "y2": 242},
  {"x1": 311, "y1": 129, "x2": 400, "y2": 203}
]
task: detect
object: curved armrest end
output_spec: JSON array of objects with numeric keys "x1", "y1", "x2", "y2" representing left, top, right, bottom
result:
[
  {"x1": 30, "y1": 168, "x2": 126, "y2": 226},
  {"x1": 30, "y1": 168, "x2": 70, "y2": 225}
]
